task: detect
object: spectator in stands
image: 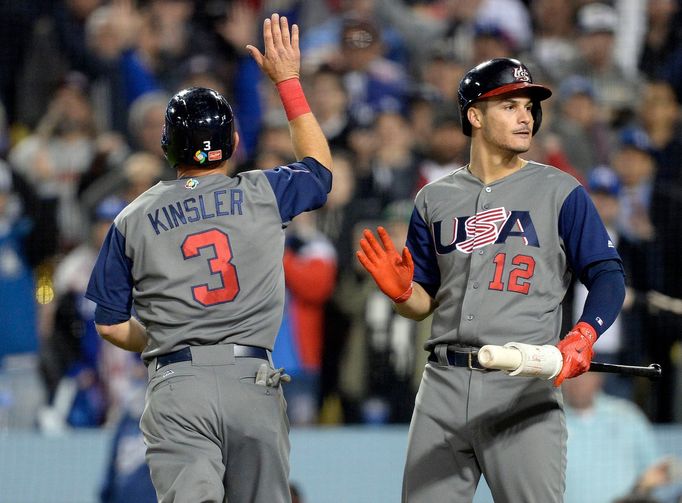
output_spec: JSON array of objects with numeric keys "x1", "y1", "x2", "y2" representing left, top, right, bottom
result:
[
  {"x1": 638, "y1": 0, "x2": 682, "y2": 85},
  {"x1": 550, "y1": 75, "x2": 612, "y2": 179},
  {"x1": 307, "y1": 65, "x2": 353, "y2": 151},
  {"x1": 470, "y1": 21, "x2": 518, "y2": 65},
  {"x1": 642, "y1": 78, "x2": 682, "y2": 423},
  {"x1": 14, "y1": 0, "x2": 104, "y2": 130},
  {"x1": 9, "y1": 74, "x2": 98, "y2": 250},
  {"x1": 274, "y1": 211, "x2": 337, "y2": 425},
  {"x1": 99, "y1": 358, "x2": 155, "y2": 503},
  {"x1": 300, "y1": 0, "x2": 409, "y2": 73},
  {"x1": 330, "y1": 16, "x2": 411, "y2": 128},
  {"x1": 527, "y1": 0, "x2": 579, "y2": 85},
  {"x1": 416, "y1": 48, "x2": 466, "y2": 105},
  {"x1": 80, "y1": 151, "x2": 163, "y2": 218},
  {"x1": 0, "y1": 161, "x2": 45, "y2": 429},
  {"x1": 38, "y1": 196, "x2": 127, "y2": 431},
  {"x1": 414, "y1": 104, "x2": 468, "y2": 190},
  {"x1": 563, "y1": 371, "x2": 662, "y2": 503},
  {"x1": 354, "y1": 109, "x2": 420, "y2": 209},
  {"x1": 612, "y1": 127, "x2": 656, "y2": 246},
  {"x1": 568, "y1": 2, "x2": 643, "y2": 127},
  {"x1": 334, "y1": 201, "x2": 426, "y2": 424}
]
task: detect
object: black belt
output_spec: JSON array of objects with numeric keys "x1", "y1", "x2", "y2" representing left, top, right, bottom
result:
[
  {"x1": 427, "y1": 349, "x2": 492, "y2": 371},
  {"x1": 155, "y1": 345, "x2": 269, "y2": 370}
]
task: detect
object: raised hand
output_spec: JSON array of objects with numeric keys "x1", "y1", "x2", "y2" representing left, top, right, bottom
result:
[
  {"x1": 357, "y1": 226, "x2": 414, "y2": 303},
  {"x1": 246, "y1": 13, "x2": 300, "y2": 84}
]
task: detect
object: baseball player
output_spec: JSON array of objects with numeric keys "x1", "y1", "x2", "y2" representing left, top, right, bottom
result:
[
  {"x1": 85, "y1": 14, "x2": 332, "y2": 503},
  {"x1": 357, "y1": 58, "x2": 626, "y2": 502}
]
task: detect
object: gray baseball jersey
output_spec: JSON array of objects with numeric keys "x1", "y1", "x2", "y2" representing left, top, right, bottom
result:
[
  {"x1": 406, "y1": 161, "x2": 620, "y2": 350},
  {"x1": 86, "y1": 157, "x2": 331, "y2": 362}
]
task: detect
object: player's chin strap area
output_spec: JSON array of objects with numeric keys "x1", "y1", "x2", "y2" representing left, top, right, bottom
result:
[{"x1": 427, "y1": 344, "x2": 496, "y2": 372}]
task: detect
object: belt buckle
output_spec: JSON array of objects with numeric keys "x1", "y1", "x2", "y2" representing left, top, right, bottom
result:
[{"x1": 467, "y1": 351, "x2": 487, "y2": 372}]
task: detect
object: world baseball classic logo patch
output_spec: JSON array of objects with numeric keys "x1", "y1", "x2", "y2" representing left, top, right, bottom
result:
[
  {"x1": 184, "y1": 178, "x2": 199, "y2": 189},
  {"x1": 194, "y1": 150, "x2": 207, "y2": 163}
]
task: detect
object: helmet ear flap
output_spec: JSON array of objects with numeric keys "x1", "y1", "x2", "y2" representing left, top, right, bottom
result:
[{"x1": 531, "y1": 102, "x2": 543, "y2": 135}]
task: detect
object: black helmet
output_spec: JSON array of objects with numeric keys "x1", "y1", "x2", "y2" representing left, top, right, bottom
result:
[
  {"x1": 458, "y1": 58, "x2": 552, "y2": 136},
  {"x1": 161, "y1": 87, "x2": 235, "y2": 168}
]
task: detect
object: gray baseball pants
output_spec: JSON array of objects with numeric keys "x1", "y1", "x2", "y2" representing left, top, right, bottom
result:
[
  {"x1": 402, "y1": 360, "x2": 566, "y2": 502},
  {"x1": 141, "y1": 344, "x2": 291, "y2": 503}
]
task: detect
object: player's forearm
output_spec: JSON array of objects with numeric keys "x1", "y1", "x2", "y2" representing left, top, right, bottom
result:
[
  {"x1": 287, "y1": 112, "x2": 332, "y2": 170},
  {"x1": 393, "y1": 282, "x2": 436, "y2": 321},
  {"x1": 96, "y1": 317, "x2": 148, "y2": 353},
  {"x1": 276, "y1": 78, "x2": 332, "y2": 169}
]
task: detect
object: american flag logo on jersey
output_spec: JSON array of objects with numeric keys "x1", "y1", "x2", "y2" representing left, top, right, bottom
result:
[{"x1": 432, "y1": 206, "x2": 540, "y2": 255}]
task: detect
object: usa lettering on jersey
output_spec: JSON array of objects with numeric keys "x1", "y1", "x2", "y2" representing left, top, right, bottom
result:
[{"x1": 432, "y1": 207, "x2": 540, "y2": 255}]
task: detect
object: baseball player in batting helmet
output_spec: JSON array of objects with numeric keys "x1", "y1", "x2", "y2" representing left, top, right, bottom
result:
[
  {"x1": 357, "y1": 57, "x2": 625, "y2": 502},
  {"x1": 86, "y1": 13, "x2": 333, "y2": 503}
]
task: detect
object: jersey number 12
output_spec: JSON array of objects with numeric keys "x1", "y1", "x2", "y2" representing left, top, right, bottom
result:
[{"x1": 488, "y1": 252, "x2": 535, "y2": 295}]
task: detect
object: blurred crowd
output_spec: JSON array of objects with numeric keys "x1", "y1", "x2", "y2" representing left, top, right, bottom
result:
[{"x1": 0, "y1": 0, "x2": 681, "y2": 440}]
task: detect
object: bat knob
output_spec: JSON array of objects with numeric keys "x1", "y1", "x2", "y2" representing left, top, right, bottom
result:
[{"x1": 651, "y1": 363, "x2": 663, "y2": 379}]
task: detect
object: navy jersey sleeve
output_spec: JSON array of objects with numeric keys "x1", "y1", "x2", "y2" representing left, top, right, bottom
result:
[
  {"x1": 558, "y1": 186, "x2": 621, "y2": 280},
  {"x1": 578, "y1": 259, "x2": 625, "y2": 335},
  {"x1": 406, "y1": 207, "x2": 440, "y2": 298},
  {"x1": 263, "y1": 157, "x2": 332, "y2": 223},
  {"x1": 85, "y1": 224, "x2": 134, "y2": 324}
]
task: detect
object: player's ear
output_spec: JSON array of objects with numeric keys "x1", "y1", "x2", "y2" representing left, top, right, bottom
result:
[{"x1": 468, "y1": 106, "x2": 483, "y2": 131}]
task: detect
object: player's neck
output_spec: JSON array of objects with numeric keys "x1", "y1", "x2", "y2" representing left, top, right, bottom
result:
[
  {"x1": 177, "y1": 161, "x2": 231, "y2": 179},
  {"x1": 468, "y1": 146, "x2": 527, "y2": 185}
]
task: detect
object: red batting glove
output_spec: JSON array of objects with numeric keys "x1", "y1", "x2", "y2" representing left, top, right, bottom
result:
[
  {"x1": 356, "y1": 226, "x2": 414, "y2": 303},
  {"x1": 553, "y1": 322, "x2": 597, "y2": 387}
]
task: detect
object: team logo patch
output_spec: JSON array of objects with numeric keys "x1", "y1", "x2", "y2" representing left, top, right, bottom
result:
[
  {"x1": 194, "y1": 150, "x2": 207, "y2": 163},
  {"x1": 513, "y1": 66, "x2": 530, "y2": 82},
  {"x1": 184, "y1": 178, "x2": 199, "y2": 190},
  {"x1": 208, "y1": 150, "x2": 222, "y2": 161}
]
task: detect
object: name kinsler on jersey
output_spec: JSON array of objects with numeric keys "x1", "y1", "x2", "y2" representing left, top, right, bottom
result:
[{"x1": 146, "y1": 188, "x2": 245, "y2": 235}]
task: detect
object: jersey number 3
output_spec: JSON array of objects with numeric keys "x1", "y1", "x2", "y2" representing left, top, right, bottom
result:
[
  {"x1": 181, "y1": 229, "x2": 240, "y2": 306},
  {"x1": 488, "y1": 253, "x2": 535, "y2": 295}
]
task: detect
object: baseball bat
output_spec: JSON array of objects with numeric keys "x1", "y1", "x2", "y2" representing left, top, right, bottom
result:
[
  {"x1": 477, "y1": 345, "x2": 662, "y2": 381},
  {"x1": 589, "y1": 362, "x2": 662, "y2": 380}
]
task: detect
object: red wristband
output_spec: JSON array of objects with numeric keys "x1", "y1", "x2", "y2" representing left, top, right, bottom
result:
[
  {"x1": 276, "y1": 78, "x2": 311, "y2": 121},
  {"x1": 393, "y1": 283, "x2": 414, "y2": 304}
]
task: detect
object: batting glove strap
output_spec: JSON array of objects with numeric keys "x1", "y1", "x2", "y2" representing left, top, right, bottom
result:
[{"x1": 392, "y1": 282, "x2": 414, "y2": 304}]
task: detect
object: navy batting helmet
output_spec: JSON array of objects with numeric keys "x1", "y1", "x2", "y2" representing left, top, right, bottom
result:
[
  {"x1": 457, "y1": 58, "x2": 552, "y2": 136},
  {"x1": 161, "y1": 87, "x2": 235, "y2": 168}
]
